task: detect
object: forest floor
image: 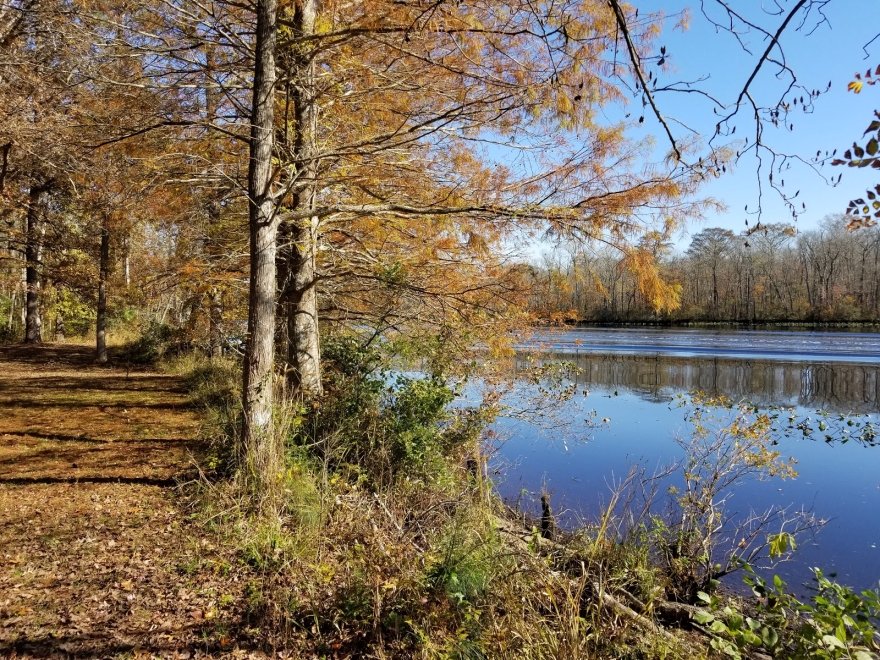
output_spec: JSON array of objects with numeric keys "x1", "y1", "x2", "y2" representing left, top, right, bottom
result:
[{"x1": 0, "y1": 343, "x2": 269, "y2": 659}]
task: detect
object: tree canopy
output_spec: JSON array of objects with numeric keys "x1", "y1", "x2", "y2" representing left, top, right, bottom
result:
[{"x1": 1, "y1": 0, "x2": 873, "y2": 500}]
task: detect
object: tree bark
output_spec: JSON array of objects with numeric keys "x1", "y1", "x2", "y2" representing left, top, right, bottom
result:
[
  {"x1": 24, "y1": 184, "x2": 47, "y2": 344},
  {"x1": 280, "y1": 0, "x2": 323, "y2": 397},
  {"x1": 286, "y1": 217, "x2": 322, "y2": 395},
  {"x1": 241, "y1": 0, "x2": 281, "y2": 504},
  {"x1": 122, "y1": 235, "x2": 130, "y2": 288},
  {"x1": 55, "y1": 311, "x2": 65, "y2": 341},
  {"x1": 208, "y1": 287, "x2": 223, "y2": 359},
  {"x1": 96, "y1": 222, "x2": 110, "y2": 363},
  {"x1": 204, "y1": 49, "x2": 225, "y2": 362}
]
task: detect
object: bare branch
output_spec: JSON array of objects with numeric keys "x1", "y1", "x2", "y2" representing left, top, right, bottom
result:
[{"x1": 607, "y1": 0, "x2": 681, "y2": 162}]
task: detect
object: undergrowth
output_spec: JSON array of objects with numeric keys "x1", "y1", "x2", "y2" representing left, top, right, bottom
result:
[{"x1": 162, "y1": 332, "x2": 879, "y2": 659}]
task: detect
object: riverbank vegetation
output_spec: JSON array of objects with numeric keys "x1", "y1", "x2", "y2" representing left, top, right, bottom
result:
[{"x1": 160, "y1": 338, "x2": 878, "y2": 658}]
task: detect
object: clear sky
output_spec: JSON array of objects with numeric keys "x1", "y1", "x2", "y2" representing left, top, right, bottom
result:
[{"x1": 627, "y1": 0, "x2": 880, "y2": 248}]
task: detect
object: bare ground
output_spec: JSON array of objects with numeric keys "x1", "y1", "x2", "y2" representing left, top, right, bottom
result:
[{"x1": 0, "y1": 344, "x2": 261, "y2": 659}]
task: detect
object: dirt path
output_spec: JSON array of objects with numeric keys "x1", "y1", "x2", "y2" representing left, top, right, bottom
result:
[{"x1": 0, "y1": 344, "x2": 250, "y2": 658}]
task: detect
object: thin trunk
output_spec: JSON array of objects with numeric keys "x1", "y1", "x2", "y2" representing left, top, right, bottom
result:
[
  {"x1": 185, "y1": 294, "x2": 202, "y2": 336},
  {"x1": 96, "y1": 222, "x2": 110, "y2": 363},
  {"x1": 204, "y1": 49, "x2": 225, "y2": 362},
  {"x1": 122, "y1": 236, "x2": 130, "y2": 288},
  {"x1": 288, "y1": 216, "x2": 322, "y2": 394},
  {"x1": 241, "y1": 0, "x2": 281, "y2": 503},
  {"x1": 711, "y1": 263, "x2": 718, "y2": 316},
  {"x1": 208, "y1": 288, "x2": 223, "y2": 359},
  {"x1": 24, "y1": 185, "x2": 47, "y2": 343},
  {"x1": 18, "y1": 266, "x2": 26, "y2": 329},
  {"x1": 801, "y1": 253, "x2": 814, "y2": 309},
  {"x1": 8, "y1": 284, "x2": 15, "y2": 332}
]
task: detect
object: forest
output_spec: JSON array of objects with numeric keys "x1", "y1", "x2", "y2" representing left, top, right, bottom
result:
[
  {"x1": 2, "y1": 0, "x2": 879, "y2": 657},
  {"x1": 528, "y1": 218, "x2": 880, "y2": 324}
]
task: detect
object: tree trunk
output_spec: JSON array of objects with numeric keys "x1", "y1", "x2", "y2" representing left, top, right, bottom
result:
[
  {"x1": 711, "y1": 263, "x2": 718, "y2": 316},
  {"x1": 96, "y1": 222, "x2": 110, "y2": 363},
  {"x1": 287, "y1": 217, "x2": 322, "y2": 395},
  {"x1": 203, "y1": 49, "x2": 225, "y2": 362},
  {"x1": 24, "y1": 184, "x2": 47, "y2": 343},
  {"x1": 55, "y1": 312, "x2": 65, "y2": 341},
  {"x1": 208, "y1": 288, "x2": 223, "y2": 359},
  {"x1": 280, "y1": 0, "x2": 323, "y2": 397},
  {"x1": 241, "y1": 0, "x2": 281, "y2": 505},
  {"x1": 122, "y1": 235, "x2": 130, "y2": 288}
]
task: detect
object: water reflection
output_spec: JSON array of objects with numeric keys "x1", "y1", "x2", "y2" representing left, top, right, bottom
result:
[
  {"x1": 495, "y1": 332, "x2": 880, "y2": 593},
  {"x1": 514, "y1": 352, "x2": 880, "y2": 413}
]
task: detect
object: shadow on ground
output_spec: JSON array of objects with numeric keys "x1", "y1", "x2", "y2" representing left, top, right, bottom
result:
[{"x1": 0, "y1": 343, "x2": 259, "y2": 658}]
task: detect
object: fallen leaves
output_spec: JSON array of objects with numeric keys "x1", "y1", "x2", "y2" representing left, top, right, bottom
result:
[{"x1": 0, "y1": 345, "x2": 255, "y2": 657}]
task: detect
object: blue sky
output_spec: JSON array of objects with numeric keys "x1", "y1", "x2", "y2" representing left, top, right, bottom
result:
[{"x1": 629, "y1": 0, "x2": 880, "y2": 246}]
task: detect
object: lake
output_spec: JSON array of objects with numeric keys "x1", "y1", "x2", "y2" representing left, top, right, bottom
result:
[{"x1": 491, "y1": 327, "x2": 880, "y2": 595}]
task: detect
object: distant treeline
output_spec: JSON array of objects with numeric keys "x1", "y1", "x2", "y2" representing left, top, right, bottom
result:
[{"x1": 528, "y1": 217, "x2": 880, "y2": 324}]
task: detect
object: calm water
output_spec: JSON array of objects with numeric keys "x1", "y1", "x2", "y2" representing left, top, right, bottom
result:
[{"x1": 492, "y1": 328, "x2": 880, "y2": 594}]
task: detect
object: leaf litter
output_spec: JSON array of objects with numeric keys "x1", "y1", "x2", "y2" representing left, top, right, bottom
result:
[{"x1": 0, "y1": 344, "x2": 289, "y2": 658}]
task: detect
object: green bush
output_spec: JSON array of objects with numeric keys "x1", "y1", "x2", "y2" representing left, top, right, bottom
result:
[
  {"x1": 297, "y1": 334, "x2": 470, "y2": 487},
  {"x1": 122, "y1": 320, "x2": 190, "y2": 364},
  {"x1": 384, "y1": 374, "x2": 456, "y2": 473},
  {"x1": 427, "y1": 512, "x2": 500, "y2": 607},
  {"x1": 0, "y1": 294, "x2": 17, "y2": 341},
  {"x1": 695, "y1": 566, "x2": 880, "y2": 659},
  {"x1": 51, "y1": 287, "x2": 94, "y2": 336}
]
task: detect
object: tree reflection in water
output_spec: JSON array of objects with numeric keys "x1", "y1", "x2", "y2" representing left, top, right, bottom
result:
[{"x1": 515, "y1": 352, "x2": 880, "y2": 414}]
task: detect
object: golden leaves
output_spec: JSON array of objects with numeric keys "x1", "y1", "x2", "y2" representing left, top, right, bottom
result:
[{"x1": 621, "y1": 247, "x2": 682, "y2": 313}]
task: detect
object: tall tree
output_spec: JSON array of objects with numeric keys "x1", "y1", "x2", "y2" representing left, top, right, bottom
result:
[
  {"x1": 241, "y1": 0, "x2": 282, "y2": 503},
  {"x1": 278, "y1": 0, "x2": 322, "y2": 396},
  {"x1": 687, "y1": 228, "x2": 736, "y2": 314},
  {"x1": 265, "y1": 1, "x2": 712, "y2": 394}
]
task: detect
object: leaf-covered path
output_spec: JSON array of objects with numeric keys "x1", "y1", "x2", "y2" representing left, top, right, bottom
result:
[{"x1": 0, "y1": 344, "x2": 251, "y2": 658}]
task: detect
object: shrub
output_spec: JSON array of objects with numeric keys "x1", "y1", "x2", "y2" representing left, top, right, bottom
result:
[
  {"x1": 696, "y1": 566, "x2": 880, "y2": 659},
  {"x1": 122, "y1": 320, "x2": 191, "y2": 365},
  {"x1": 52, "y1": 287, "x2": 94, "y2": 336},
  {"x1": 654, "y1": 397, "x2": 804, "y2": 602},
  {"x1": 296, "y1": 334, "x2": 472, "y2": 488}
]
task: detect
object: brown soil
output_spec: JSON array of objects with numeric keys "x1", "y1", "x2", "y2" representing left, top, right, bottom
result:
[{"x1": 0, "y1": 344, "x2": 259, "y2": 658}]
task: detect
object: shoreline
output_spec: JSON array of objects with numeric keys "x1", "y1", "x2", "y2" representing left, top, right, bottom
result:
[{"x1": 537, "y1": 319, "x2": 880, "y2": 331}]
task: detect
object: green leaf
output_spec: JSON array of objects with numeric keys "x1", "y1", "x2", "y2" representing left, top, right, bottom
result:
[
  {"x1": 822, "y1": 634, "x2": 846, "y2": 649},
  {"x1": 693, "y1": 610, "x2": 715, "y2": 625},
  {"x1": 769, "y1": 534, "x2": 795, "y2": 559},
  {"x1": 868, "y1": 138, "x2": 879, "y2": 156},
  {"x1": 741, "y1": 630, "x2": 762, "y2": 646},
  {"x1": 762, "y1": 627, "x2": 779, "y2": 648},
  {"x1": 709, "y1": 620, "x2": 729, "y2": 634}
]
